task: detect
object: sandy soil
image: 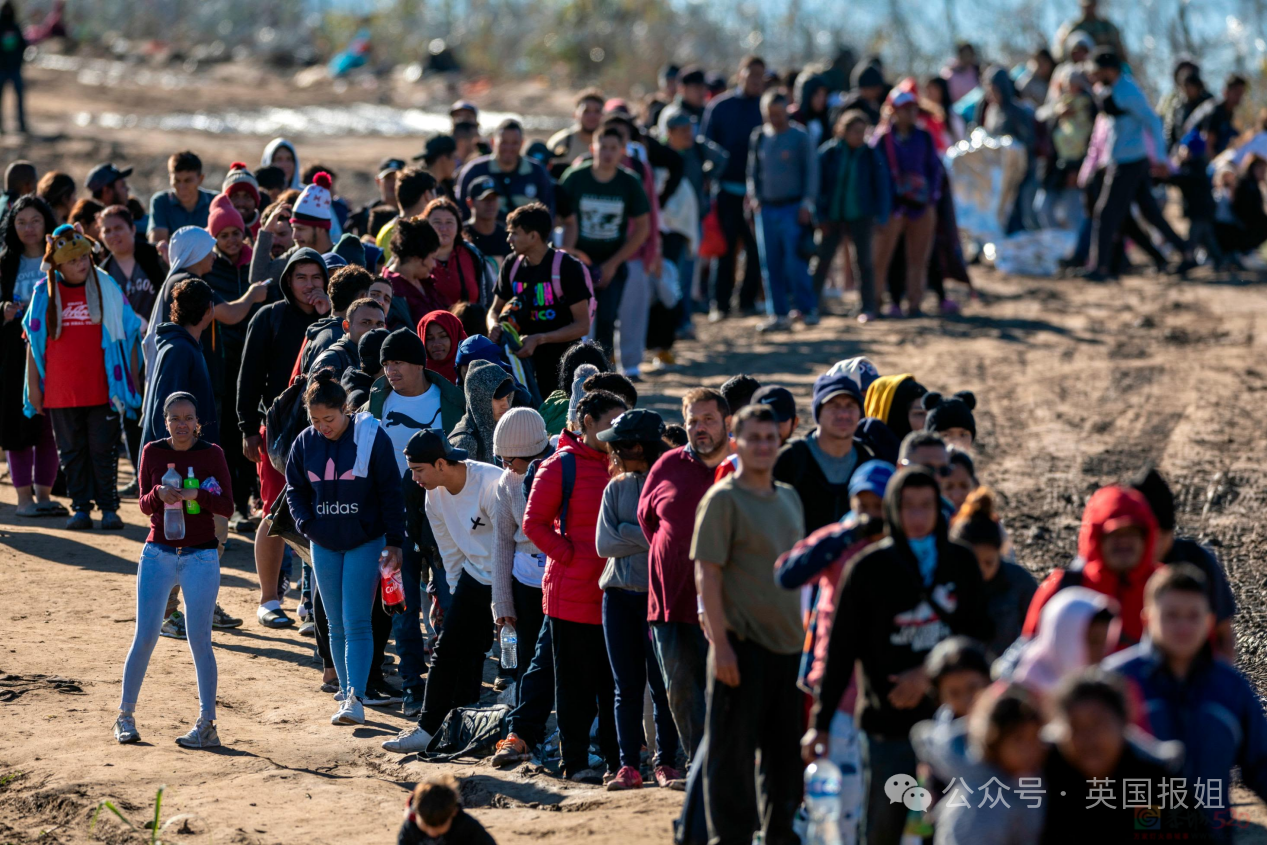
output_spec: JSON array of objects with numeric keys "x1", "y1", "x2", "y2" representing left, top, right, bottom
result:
[{"x1": 6, "y1": 56, "x2": 1267, "y2": 845}]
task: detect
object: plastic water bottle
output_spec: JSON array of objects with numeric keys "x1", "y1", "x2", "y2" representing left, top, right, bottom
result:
[
  {"x1": 162, "y1": 463, "x2": 185, "y2": 541},
  {"x1": 183, "y1": 466, "x2": 201, "y2": 515},
  {"x1": 379, "y1": 551, "x2": 406, "y2": 615},
  {"x1": 499, "y1": 622, "x2": 518, "y2": 670},
  {"x1": 804, "y1": 757, "x2": 844, "y2": 845}
]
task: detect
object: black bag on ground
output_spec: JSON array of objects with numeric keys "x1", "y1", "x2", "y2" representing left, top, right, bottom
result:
[{"x1": 423, "y1": 705, "x2": 511, "y2": 762}]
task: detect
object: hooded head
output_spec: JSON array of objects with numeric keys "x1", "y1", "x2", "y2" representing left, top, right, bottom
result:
[
  {"x1": 416, "y1": 309, "x2": 467, "y2": 385},
  {"x1": 882, "y1": 465, "x2": 947, "y2": 556},
  {"x1": 43, "y1": 224, "x2": 104, "y2": 339},
  {"x1": 1078, "y1": 486, "x2": 1158, "y2": 576},
  {"x1": 279, "y1": 247, "x2": 330, "y2": 308},
  {"x1": 795, "y1": 73, "x2": 829, "y2": 116},
  {"x1": 461, "y1": 359, "x2": 514, "y2": 457},
  {"x1": 1014, "y1": 587, "x2": 1118, "y2": 694},
  {"x1": 333, "y1": 232, "x2": 367, "y2": 268},
  {"x1": 167, "y1": 226, "x2": 216, "y2": 275},
  {"x1": 864, "y1": 374, "x2": 927, "y2": 441},
  {"x1": 568, "y1": 363, "x2": 601, "y2": 428},
  {"x1": 261, "y1": 138, "x2": 301, "y2": 190},
  {"x1": 986, "y1": 65, "x2": 1018, "y2": 104}
]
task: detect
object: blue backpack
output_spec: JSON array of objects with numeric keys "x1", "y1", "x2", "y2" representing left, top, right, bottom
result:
[{"x1": 522, "y1": 450, "x2": 575, "y2": 535}]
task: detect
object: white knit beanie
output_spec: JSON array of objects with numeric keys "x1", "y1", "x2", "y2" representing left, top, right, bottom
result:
[
  {"x1": 567, "y1": 364, "x2": 600, "y2": 428},
  {"x1": 493, "y1": 407, "x2": 550, "y2": 459},
  {"x1": 290, "y1": 172, "x2": 333, "y2": 230}
]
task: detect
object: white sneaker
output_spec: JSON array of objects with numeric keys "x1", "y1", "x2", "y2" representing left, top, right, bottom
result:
[
  {"x1": 333, "y1": 689, "x2": 364, "y2": 725},
  {"x1": 175, "y1": 718, "x2": 220, "y2": 748},
  {"x1": 382, "y1": 724, "x2": 432, "y2": 753}
]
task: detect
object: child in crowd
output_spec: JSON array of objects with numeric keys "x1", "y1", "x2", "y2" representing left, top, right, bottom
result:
[{"x1": 398, "y1": 776, "x2": 496, "y2": 845}]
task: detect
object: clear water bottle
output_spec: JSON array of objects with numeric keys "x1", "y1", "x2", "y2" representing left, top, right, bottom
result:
[
  {"x1": 499, "y1": 622, "x2": 518, "y2": 671},
  {"x1": 161, "y1": 463, "x2": 185, "y2": 541},
  {"x1": 804, "y1": 757, "x2": 844, "y2": 845}
]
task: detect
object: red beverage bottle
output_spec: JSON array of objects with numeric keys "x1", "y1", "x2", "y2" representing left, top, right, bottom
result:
[{"x1": 380, "y1": 551, "x2": 406, "y2": 615}]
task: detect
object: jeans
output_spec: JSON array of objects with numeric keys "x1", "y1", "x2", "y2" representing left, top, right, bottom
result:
[
  {"x1": 702, "y1": 634, "x2": 803, "y2": 845},
  {"x1": 592, "y1": 263, "x2": 628, "y2": 360},
  {"x1": 49, "y1": 404, "x2": 121, "y2": 513},
  {"x1": 551, "y1": 616, "x2": 620, "y2": 775},
  {"x1": 310, "y1": 535, "x2": 385, "y2": 697},
  {"x1": 602, "y1": 589, "x2": 680, "y2": 769},
  {"x1": 755, "y1": 203, "x2": 815, "y2": 317},
  {"x1": 617, "y1": 258, "x2": 650, "y2": 374},
  {"x1": 709, "y1": 190, "x2": 762, "y2": 314},
  {"x1": 120, "y1": 543, "x2": 220, "y2": 721},
  {"x1": 394, "y1": 540, "x2": 449, "y2": 692},
  {"x1": 1092, "y1": 158, "x2": 1187, "y2": 273},
  {"x1": 813, "y1": 219, "x2": 875, "y2": 312},
  {"x1": 650, "y1": 620, "x2": 709, "y2": 767},
  {"x1": 0, "y1": 68, "x2": 26, "y2": 134},
  {"x1": 419, "y1": 571, "x2": 494, "y2": 734},
  {"x1": 507, "y1": 586, "x2": 554, "y2": 748},
  {"x1": 5, "y1": 412, "x2": 59, "y2": 488},
  {"x1": 860, "y1": 733, "x2": 919, "y2": 845}
]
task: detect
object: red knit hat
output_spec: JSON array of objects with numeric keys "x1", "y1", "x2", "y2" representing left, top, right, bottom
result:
[
  {"x1": 208, "y1": 193, "x2": 247, "y2": 238},
  {"x1": 290, "y1": 171, "x2": 334, "y2": 231},
  {"x1": 222, "y1": 162, "x2": 260, "y2": 205}
]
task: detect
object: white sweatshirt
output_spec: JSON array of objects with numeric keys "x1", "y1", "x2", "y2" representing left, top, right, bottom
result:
[{"x1": 424, "y1": 461, "x2": 503, "y2": 591}]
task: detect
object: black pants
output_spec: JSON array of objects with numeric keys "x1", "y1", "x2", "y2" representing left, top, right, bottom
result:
[
  {"x1": 49, "y1": 404, "x2": 121, "y2": 513},
  {"x1": 507, "y1": 581, "x2": 553, "y2": 748},
  {"x1": 551, "y1": 616, "x2": 619, "y2": 775},
  {"x1": 703, "y1": 634, "x2": 803, "y2": 845},
  {"x1": 418, "y1": 571, "x2": 494, "y2": 734},
  {"x1": 314, "y1": 580, "x2": 392, "y2": 682},
  {"x1": 221, "y1": 354, "x2": 255, "y2": 514},
  {"x1": 592, "y1": 263, "x2": 628, "y2": 360},
  {"x1": 813, "y1": 219, "x2": 875, "y2": 310},
  {"x1": 1092, "y1": 158, "x2": 1187, "y2": 273},
  {"x1": 709, "y1": 191, "x2": 761, "y2": 314},
  {"x1": 122, "y1": 413, "x2": 143, "y2": 476}
]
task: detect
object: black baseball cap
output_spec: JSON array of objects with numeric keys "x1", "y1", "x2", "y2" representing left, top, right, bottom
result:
[
  {"x1": 468, "y1": 175, "x2": 498, "y2": 200},
  {"x1": 493, "y1": 378, "x2": 516, "y2": 400},
  {"x1": 415, "y1": 134, "x2": 457, "y2": 163},
  {"x1": 525, "y1": 140, "x2": 552, "y2": 165},
  {"x1": 597, "y1": 408, "x2": 665, "y2": 443},
  {"x1": 404, "y1": 429, "x2": 468, "y2": 464},
  {"x1": 377, "y1": 158, "x2": 406, "y2": 178},
  {"x1": 86, "y1": 163, "x2": 132, "y2": 192},
  {"x1": 752, "y1": 385, "x2": 797, "y2": 423}
]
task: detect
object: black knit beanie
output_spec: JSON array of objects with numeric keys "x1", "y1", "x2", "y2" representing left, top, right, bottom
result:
[
  {"x1": 923, "y1": 390, "x2": 977, "y2": 440},
  {"x1": 378, "y1": 328, "x2": 426, "y2": 367}
]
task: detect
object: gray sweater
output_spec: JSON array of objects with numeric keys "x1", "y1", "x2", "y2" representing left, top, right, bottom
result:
[
  {"x1": 596, "y1": 472, "x2": 650, "y2": 591},
  {"x1": 491, "y1": 467, "x2": 542, "y2": 621},
  {"x1": 746, "y1": 123, "x2": 819, "y2": 208}
]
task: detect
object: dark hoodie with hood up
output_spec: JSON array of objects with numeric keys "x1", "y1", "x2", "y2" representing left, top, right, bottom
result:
[
  {"x1": 236, "y1": 248, "x2": 329, "y2": 437},
  {"x1": 141, "y1": 322, "x2": 218, "y2": 447},
  {"x1": 974, "y1": 66, "x2": 1037, "y2": 151},
  {"x1": 449, "y1": 359, "x2": 511, "y2": 465},
  {"x1": 1023, "y1": 485, "x2": 1158, "y2": 648},
  {"x1": 812, "y1": 467, "x2": 990, "y2": 738}
]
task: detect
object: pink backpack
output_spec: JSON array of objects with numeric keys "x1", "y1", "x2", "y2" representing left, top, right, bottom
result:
[{"x1": 507, "y1": 249, "x2": 597, "y2": 330}]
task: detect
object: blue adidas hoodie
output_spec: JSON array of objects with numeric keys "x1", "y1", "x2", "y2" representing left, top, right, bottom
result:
[{"x1": 284, "y1": 417, "x2": 406, "y2": 551}]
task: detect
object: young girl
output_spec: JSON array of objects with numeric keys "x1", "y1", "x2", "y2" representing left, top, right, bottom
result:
[
  {"x1": 951, "y1": 487, "x2": 1037, "y2": 657},
  {"x1": 285, "y1": 371, "x2": 405, "y2": 726},
  {"x1": 118, "y1": 393, "x2": 234, "y2": 747},
  {"x1": 0, "y1": 195, "x2": 65, "y2": 518},
  {"x1": 594, "y1": 408, "x2": 679, "y2": 790},
  {"x1": 1008, "y1": 587, "x2": 1118, "y2": 706},
  {"x1": 942, "y1": 448, "x2": 977, "y2": 512},
  {"x1": 416, "y1": 309, "x2": 467, "y2": 385}
]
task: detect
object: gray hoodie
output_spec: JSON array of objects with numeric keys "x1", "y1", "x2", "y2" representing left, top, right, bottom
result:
[
  {"x1": 596, "y1": 471, "x2": 650, "y2": 591},
  {"x1": 449, "y1": 359, "x2": 511, "y2": 464}
]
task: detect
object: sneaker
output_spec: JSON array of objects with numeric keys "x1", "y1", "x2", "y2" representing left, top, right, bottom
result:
[
  {"x1": 885, "y1": 304, "x2": 904, "y2": 318},
  {"x1": 319, "y1": 680, "x2": 340, "y2": 694},
  {"x1": 402, "y1": 687, "x2": 424, "y2": 718},
  {"x1": 211, "y1": 604, "x2": 242, "y2": 629},
  {"x1": 492, "y1": 675, "x2": 512, "y2": 692},
  {"x1": 568, "y1": 767, "x2": 606, "y2": 785},
  {"x1": 298, "y1": 619, "x2": 316, "y2": 637},
  {"x1": 707, "y1": 308, "x2": 726, "y2": 324},
  {"x1": 160, "y1": 611, "x2": 187, "y2": 640},
  {"x1": 65, "y1": 510, "x2": 92, "y2": 531},
  {"x1": 100, "y1": 511, "x2": 124, "y2": 530},
  {"x1": 364, "y1": 683, "x2": 402, "y2": 707},
  {"x1": 491, "y1": 734, "x2": 530, "y2": 768},
  {"x1": 757, "y1": 316, "x2": 791, "y2": 333},
  {"x1": 118, "y1": 479, "x2": 139, "y2": 499},
  {"x1": 939, "y1": 299, "x2": 961, "y2": 315},
  {"x1": 654, "y1": 765, "x2": 685, "y2": 790},
  {"x1": 856, "y1": 311, "x2": 877, "y2": 324},
  {"x1": 114, "y1": 713, "x2": 140, "y2": 744},
  {"x1": 802, "y1": 311, "x2": 821, "y2": 326},
  {"x1": 175, "y1": 718, "x2": 220, "y2": 748},
  {"x1": 606, "y1": 765, "x2": 643, "y2": 791},
  {"x1": 382, "y1": 725, "x2": 432, "y2": 754},
  {"x1": 333, "y1": 690, "x2": 365, "y2": 725},
  {"x1": 229, "y1": 511, "x2": 257, "y2": 534}
]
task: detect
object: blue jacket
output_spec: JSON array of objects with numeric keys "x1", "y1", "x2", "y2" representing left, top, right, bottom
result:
[
  {"x1": 284, "y1": 417, "x2": 407, "y2": 551},
  {"x1": 816, "y1": 140, "x2": 892, "y2": 225},
  {"x1": 141, "y1": 323, "x2": 218, "y2": 447},
  {"x1": 701, "y1": 88, "x2": 764, "y2": 188},
  {"x1": 1107, "y1": 641, "x2": 1267, "y2": 842}
]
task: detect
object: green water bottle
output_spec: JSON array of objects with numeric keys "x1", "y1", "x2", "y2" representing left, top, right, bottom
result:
[{"x1": 183, "y1": 466, "x2": 201, "y2": 515}]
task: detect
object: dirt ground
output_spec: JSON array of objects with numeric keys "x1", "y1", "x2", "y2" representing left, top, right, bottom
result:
[{"x1": 6, "y1": 56, "x2": 1267, "y2": 844}]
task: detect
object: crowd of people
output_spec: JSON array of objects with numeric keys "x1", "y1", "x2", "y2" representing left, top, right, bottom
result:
[{"x1": 4, "y1": 2, "x2": 1267, "y2": 843}]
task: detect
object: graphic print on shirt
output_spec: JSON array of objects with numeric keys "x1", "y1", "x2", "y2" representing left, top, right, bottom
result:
[
  {"x1": 62, "y1": 299, "x2": 92, "y2": 325},
  {"x1": 513, "y1": 274, "x2": 558, "y2": 325},
  {"x1": 577, "y1": 194, "x2": 626, "y2": 242},
  {"x1": 308, "y1": 458, "x2": 360, "y2": 515},
  {"x1": 890, "y1": 582, "x2": 958, "y2": 652}
]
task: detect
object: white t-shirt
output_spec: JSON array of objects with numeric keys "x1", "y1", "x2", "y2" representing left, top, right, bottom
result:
[
  {"x1": 382, "y1": 385, "x2": 442, "y2": 474},
  {"x1": 424, "y1": 461, "x2": 503, "y2": 590}
]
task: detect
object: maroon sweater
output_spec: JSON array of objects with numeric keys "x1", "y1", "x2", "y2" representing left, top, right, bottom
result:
[
  {"x1": 138, "y1": 440, "x2": 235, "y2": 549},
  {"x1": 637, "y1": 446, "x2": 718, "y2": 624}
]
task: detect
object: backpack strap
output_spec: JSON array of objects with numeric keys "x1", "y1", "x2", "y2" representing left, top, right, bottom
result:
[
  {"x1": 1057, "y1": 568, "x2": 1084, "y2": 591},
  {"x1": 507, "y1": 255, "x2": 525, "y2": 295},
  {"x1": 550, "y1": 249, "x2": 565, "y2": 302},
  {"x1": 558, "y1": 451, "x2": 576, "y2": 536}
]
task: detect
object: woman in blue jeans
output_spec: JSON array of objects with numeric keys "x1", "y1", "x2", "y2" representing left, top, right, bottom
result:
[
  {"x1": 594, "y1": 409, "x2": 681, "y2": 790},
  {"x1": 285, "y1": 370, "x2": 405, "y2": 727},
  {"x1": 118, "y1": 393, "x2": 234, "y2": 748}
]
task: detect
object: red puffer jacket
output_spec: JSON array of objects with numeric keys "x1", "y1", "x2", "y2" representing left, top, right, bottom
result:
[{"x1": 523, "y1": 429, "x2": 612, "y2": 625}]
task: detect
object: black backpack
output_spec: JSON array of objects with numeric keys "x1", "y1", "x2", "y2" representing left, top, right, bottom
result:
[
  {"x1": 264, "y1": 373, "x2": 310, "y2": 475},
  {"x1": 522, "y1": 450, "x2": 575, "y2": 535}
]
